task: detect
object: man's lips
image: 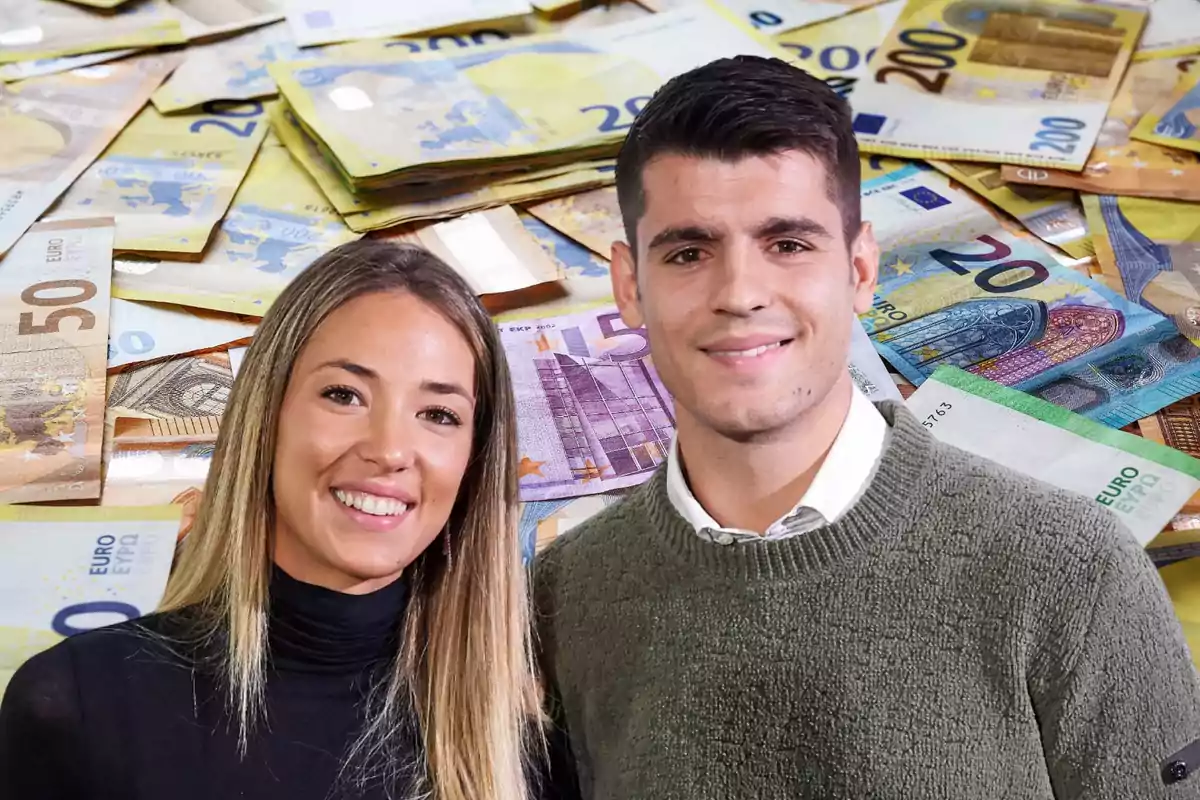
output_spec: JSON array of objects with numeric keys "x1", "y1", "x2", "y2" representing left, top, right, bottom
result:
[{"x1": 701, "y1": 335, "x2": 795, "y2": 359}]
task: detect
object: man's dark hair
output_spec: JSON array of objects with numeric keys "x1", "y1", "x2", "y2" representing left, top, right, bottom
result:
[{"x1": 615, "y1": 55, "x2": 861, "y2": 251}]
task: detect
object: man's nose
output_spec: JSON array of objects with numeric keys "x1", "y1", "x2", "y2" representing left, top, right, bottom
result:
[{"x1": 711, "y1": 244, "x2": 769, "y2": 316}]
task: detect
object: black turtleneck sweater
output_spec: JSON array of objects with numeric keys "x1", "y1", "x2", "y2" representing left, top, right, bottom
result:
[{"x1": 0, "y1": 567, "x2": 417, "y2": 800}]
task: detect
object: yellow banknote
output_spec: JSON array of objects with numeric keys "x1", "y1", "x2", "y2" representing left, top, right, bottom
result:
[
  {"x1": 1001, "y1": 56, "x2": 1200, "y2": 200},
  {"x1": 0, "y1": 505, "x2": 181, "y2": 695},
  {"x1": 929, "y1": 160, "x2": 1092, "y2": 259},
  {"x1": 721, "y1": 0, "x2": 893, "y2": 37},
  {"x1": 382, "y1": 205, "x2": 564, "y2": 312},
  {"x1": 270, "y1": 101, "x2": 614, "y2": 229},
  {"x1": 108, "y1": 299, "x2": 257, "y2": 370},
  {"x1": 283, "y1": 0, "x2": 534, "y2": 47},
  {"x1": 0, "y1": 48, "x2": 141, "y2": 83},
  {"x1": 270, "y1": 4, "x2": 787, "y2": 189},
  {"x1": 103, "y1": 415, "x2": 220, "y2": 541},
  {"x1": 1131, "y1": 0, "x2": 1200, "y2": 61},
  {"x1": 493, "y1": 211, "x2": 615, "y2": 320},
  {"x1": 850, "y1": 0, "x2": 1146, "y2": 168},
  {"x1": 113, "y1": 144, "x2": 360, "y2": 316},
  {"x1": 107, "y1": 351, "x2": 234, "y2": 420},
  {"x1": 1159, "y1": 556, "x2": 1200, "y2": 671},
  {"x1": 774, "y1": 0, "x2": 903, "y2": 95},
  {"x1": 0, "y1": 218, "x2": 114, "y2": 504},
  {"x1": 0, "y1": 0, "x2": 185, "y2": 63},
  {"x1": 0, "y1": 54, "x2": 178, "y2": 257},
  {"x1": 1132, "y1": 68, "x2": 1200, "y2": 155},
  {"x1": 522, "y1": 185, "x2": 623, "y2": 257},
  {"x1": 166, "y1": 0, "x2": 286, "y2": 40},
  {"x1": 1083, "y1": 193, "x2": 1200, "y2": 343},
  {"x1": 46, "y1": 102, "x2": 268, "y2": 255}
]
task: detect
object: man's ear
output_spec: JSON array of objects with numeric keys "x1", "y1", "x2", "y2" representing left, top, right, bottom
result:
[
  {"x1": 850, "y1": 221, "x2": 880, "y2": 316},
  {"x1": 611, "y1": 240, "x2": 644, "y2": 330}
]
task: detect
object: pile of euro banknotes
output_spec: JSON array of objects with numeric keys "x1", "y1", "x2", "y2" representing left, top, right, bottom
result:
[{"x1": 12, "y1": 0, "x2": 1200, "y2": 687}]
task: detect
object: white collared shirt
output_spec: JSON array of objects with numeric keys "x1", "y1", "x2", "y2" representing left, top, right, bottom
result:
[{"x1": 666, "y1": 385, "x2": 891, "y2": 545}]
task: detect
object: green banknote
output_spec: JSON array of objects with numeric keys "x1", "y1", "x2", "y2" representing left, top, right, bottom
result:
[
  {"x1": 909, "y1": 365, "x2": 1200, "y2": 544},
  {"x1": 45, "y1": 101, "x2": 268, "y2": 255},
  {"x1": 0, "y1": 0, "x2": 185, "y2": 63},
  {"x1": 0, "y1": 54, "x2": 178, "y2": 256},
  {"x1": 113, "y1": 143, "x2": 360, "y2": 316},
  {"x1": 269, "y1": 4, "x2": 786, "y2": 189}
]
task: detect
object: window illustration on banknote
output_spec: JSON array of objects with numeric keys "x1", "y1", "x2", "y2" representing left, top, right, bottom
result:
[
  {"x1": 966, "y1": 11, "x2": 1125, "y2": 78},
  {"x1": 501, "y1": 308, "x2": 675, "y2": 502},
  {"x1": 535, "y1": 347, "x2": 673, "y2": 486}
]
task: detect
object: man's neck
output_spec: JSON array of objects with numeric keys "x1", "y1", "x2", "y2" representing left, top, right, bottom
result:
[{"x1": 676, "y1": 377, "x2": 854, "y2": 534}]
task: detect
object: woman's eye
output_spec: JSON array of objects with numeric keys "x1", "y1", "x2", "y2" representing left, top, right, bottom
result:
[
  {"x1": 422, "y1": 407, "x2": 463, "y2": 427},
  {"x1": 321, "y1": 386, "x2": 361, "y2": 406}
]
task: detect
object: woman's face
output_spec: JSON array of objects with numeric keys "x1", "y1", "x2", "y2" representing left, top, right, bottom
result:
[{"x1": 272, "y1": 290, "x2": 477, "y2": 594}]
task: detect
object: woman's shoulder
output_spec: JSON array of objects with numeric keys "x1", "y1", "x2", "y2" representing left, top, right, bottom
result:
[{"x1": 3, "y1": 609, "x2": 206, "y2": 717}]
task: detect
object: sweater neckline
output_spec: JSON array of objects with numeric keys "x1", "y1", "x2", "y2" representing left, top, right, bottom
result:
[
  {"x1": 267, "y1": 565, "x2": 408, "y2": 673},
  {"x1": 640, "y1": 400, "x2": 934, "y2": 581}
]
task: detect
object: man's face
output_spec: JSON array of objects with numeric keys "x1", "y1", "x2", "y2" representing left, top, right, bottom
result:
[{"x1": 611, "y1": 151, "x2": 879, "y2": 441}]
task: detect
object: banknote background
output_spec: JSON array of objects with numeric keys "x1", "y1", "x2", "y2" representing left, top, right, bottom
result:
[{"x1": 10, "y1": 0, "x2": 1200, "y2": 681}]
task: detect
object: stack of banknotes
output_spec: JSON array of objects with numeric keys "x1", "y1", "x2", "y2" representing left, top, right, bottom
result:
[{"x1": 12, "y1": 0, "x2": 1200, "y2": 687}]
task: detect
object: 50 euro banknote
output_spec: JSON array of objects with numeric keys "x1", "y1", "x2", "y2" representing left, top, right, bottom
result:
[
  {"x1": 0, "y1": 505, "x2": 181, "y2": 695},
  {"x1": 850, "y1": 0, "x2": 1146, "y2": 169},
  {"x1": 908, "y1": 365, "x2": 1200, "y2": 544},
  {"x1": 0, "y1": 219, "x2": 114, "y2": 504}
]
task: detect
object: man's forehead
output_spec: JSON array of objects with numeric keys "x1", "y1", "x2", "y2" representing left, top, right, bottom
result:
[{"x1": 638, "y1": 150, "x2": 839, "y2": 228}]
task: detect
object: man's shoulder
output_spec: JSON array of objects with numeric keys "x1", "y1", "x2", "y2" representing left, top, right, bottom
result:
[{"x1": 920, "y1": 433, "x2": 1130, "y2": 563}]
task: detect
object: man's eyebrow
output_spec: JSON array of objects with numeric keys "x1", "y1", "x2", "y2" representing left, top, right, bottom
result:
[
  {"x1": 646, "y1": 225, "x2": 723, "y2": 250},
  {"x1": 421, "y1": 380, "x2": 475, "y2": 405},
  {"x1": 317, "y1": 359, "x2": 377, "y2": 379},
  {"x1": 753, "y1": 216, "x2": 833, "y2": 240}
]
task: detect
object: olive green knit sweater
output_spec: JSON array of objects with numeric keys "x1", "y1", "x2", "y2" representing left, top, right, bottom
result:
[{"x1": 534, "y1": 402, "x2": 1200, "y2": 799}]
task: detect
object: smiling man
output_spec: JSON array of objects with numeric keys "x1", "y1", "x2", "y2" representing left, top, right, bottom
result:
[{"x1": 533, "y1": 57, "x2": 1200, "y2": 800}]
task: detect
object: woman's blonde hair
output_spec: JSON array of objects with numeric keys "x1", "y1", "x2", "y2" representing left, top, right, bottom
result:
[{"x1": 159, "y1": 240, "x2": 542, "y2": 799}]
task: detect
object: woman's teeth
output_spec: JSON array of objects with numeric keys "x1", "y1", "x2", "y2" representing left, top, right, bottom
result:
[{"x1": 333, "y1": 489, "x2": 408, "y2": 517}]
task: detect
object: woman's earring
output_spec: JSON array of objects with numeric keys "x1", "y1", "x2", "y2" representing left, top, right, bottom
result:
[{"x1": 443, "y1": 527, "x2": 452, "y2": 571}]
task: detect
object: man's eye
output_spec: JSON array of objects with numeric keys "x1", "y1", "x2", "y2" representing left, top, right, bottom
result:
[
  {"x1": 773, "y1": 240, "x2": 809, "y2": 254},
  {"x1": 667, "y1": 247, "x2": 704, "y2": 264}
]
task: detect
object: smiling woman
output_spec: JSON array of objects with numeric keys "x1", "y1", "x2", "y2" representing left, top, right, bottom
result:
[{"x1": 0, "y1": 241, "x2": 545, "y2": 800}]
